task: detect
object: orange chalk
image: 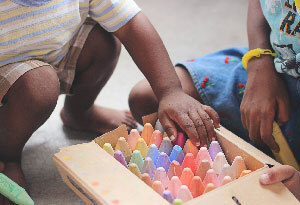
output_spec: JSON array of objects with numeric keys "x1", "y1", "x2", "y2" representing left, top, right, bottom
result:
[
  {"x1": 203, "y1": 183, "x2": 215, "y2": 193},
  {"x1": 180, "y1": 168, "x2": 194, "y2": 187},
  {"x1": 195, "y1": 147, "x2": 213, "y2": 168},
  {"x1": 153, "y1": 167, "x2": 170, "y2": 189},
  {"x1": 149, "y1": 130, "x2": 163, "y2": 148},
  {"x1": 189, "y1": 176, "x2": 204, "y2": 198},
  {"x1": 181, "y1": 153, "x2": 197, "y2": 174},
  {"x1": 183, "y1": 139, "x2": 199, "y2": 158},
  {"x1": 128, "y1": 129, "x2": 141, "y2": 150},
  {"x1": 141, "y1": 173, "x2": 152, "y2": 187},
  {"x1": 177, "y1": 185, "x2": 193, "y2": 202},
  {"x1": 203, "y1": 169, "x2": 220, "y2": 188},
  {"x1": 168, "y1": 176, "x2": 182, "y2": 198},
  {"x1": 167, "y1": 161, "x2": 182, "y2": 179},
  {"x1": 141, "y1": 123, "x2": 154, "y2": 145},
  {"x1": 239, "y1": 170, "x2": 252, "y2": 177},
  {"x1": 115, "y1": 137, "x2": 132, "y2": 163},
  {"x1": 152, "y1": 181, "x2": 164, "y2": 195},
  {"x1": 212, "y1": 152, "x2": 228, "y2": 174},
  {"x1": 195, "y1": 160, "x2": 212, "y2": 181},
  {"x1": 221, "y1": 176, "x2": 232, "y2": 185},
  {"x1": 231, "y1": 156, "x2": 247, "y2": 179},
  {"x1": 135, "y1": 138, "x2": 149, "y2": 159}
]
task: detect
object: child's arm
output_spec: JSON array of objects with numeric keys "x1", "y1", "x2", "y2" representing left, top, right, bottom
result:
[
  {"x1": 240, "y1": 0, "x2": 290, "y2": 152},
  {"x1": 114, "y1": 12, "x2": 220, "y2": 147},
  {"x1": 260, "y1": 165, "x2": 300, "y2": 201}
]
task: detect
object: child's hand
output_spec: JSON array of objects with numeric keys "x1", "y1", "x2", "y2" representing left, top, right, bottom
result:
[
  {"x1": 157, "y1": 90, "x2": 220, "y2": 147},
  {"x1": 260, "y1": 165, "x2": 300, "y2": 201}
]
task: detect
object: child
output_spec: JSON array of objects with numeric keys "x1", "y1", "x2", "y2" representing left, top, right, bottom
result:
[
  {"x1": 129, "y1": 0, "x2": 300, "y2": 195},
  {"x1": 0, "y1": 0, "x2": 219, "y2": 203}
]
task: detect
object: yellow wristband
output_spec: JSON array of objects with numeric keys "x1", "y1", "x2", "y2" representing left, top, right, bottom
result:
[
  {"x1": 296, "y1": 0, "x2": 300, "y2": 8},
  {"x1": 242, "y1": 48, "x2": 277, "y2": 69}
]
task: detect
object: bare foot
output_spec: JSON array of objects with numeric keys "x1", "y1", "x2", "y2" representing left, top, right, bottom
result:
[
  {"x1": 0, "y1": 162, "x2": 28, "y2": 205},
  {"x1": 60, "y1": 105, "x2": 137, "y2": 134}
]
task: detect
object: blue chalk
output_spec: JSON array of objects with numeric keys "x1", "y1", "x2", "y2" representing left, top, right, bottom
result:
[{"x1": 169, "y1": 145, "x2": 185, "y2": 165}]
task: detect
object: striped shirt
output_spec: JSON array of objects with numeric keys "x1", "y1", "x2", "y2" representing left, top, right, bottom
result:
[{"x1": 0, "y1": 0, "x2": 141, "y2": 67}]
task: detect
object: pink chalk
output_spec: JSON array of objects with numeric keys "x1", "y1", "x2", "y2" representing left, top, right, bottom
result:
[
  {"x1": 128, "y1": 129, "x2": 141, "y2": 150},
  {"x1": 149, "y1": 130, "x2": 163, "y2": 148},
  {"x1": 181, "y1": 153, "x2": 197, "y2": 174},
  {"x1": 167, "y1": 161, "x2": 182, "y2": 179},
  {"x1": 152, "y1": 181, "x2": 164, "y2": 195},
  {"x1": 153, "y1": 167, "x2": 170, "y2": 189},
  {"x1": 177, "y1": 185, "x2": 193, "y2": 202},
  {"x1": 195, "y1": 160, "x2": 212, "y2": 181},
  {"x1": 231, "y1": 156, "x2": 247, "y2": 179},
  {"x1": 203, "y1": 169, "x2": 220, "y2": 188},
  {"x1": 141, "y1": 173, "x2": 152, "y2": 187},
  {"x1": 218, "y1": 164, "x2": 231, "y2": 183},
  {"x1": 180, "y1": 168, "x2": 194, "y2": 187},
  {"x1": 168, "y1": 176, "x2": 182, "y2": 198},
  {"x1": 221, "y1": 176, "x2": 232, "y2": 185},
  {"x1": 212, "y1": 152, "x2": 228, "y2": 174},
  {"x1": 175, "y1": 132, "x2": 186, "y2": 148},
  {"x1": 195, "y1": 147, "x2": 213, "y2": 168}
]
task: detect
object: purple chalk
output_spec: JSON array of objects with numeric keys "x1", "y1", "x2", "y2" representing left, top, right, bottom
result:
[
  {"x1": 159, "y1": 137, "x2": 173, "y2": 156},
  {"x1": 147, "y1": 144, "x2": 160, "y2": 165},
  {"x1": 114, "y1": 150, "x2": 128, "y2": 168},
  {"x1": 163, "y1": 190, "x2": 174, "y2": 203},
  {"x1": 156, "y1": 152, "x2": 171, "y2": 172},
  {"x1": 169, "y1": 145, "x2": 185, "y2": 165},
  {"x1": 142, "y1": 157, "x2": 157, "y2": 179},
  {"x1": 208, "y1": 141, "x2": 223, "y2": 161}
]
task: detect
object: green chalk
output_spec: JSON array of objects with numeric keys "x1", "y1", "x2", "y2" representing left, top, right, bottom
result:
[
  {"x1": 0, "y1": 173, "x2": 34, "y2": 205},
  {"x1": 173, "y1": 199, "x2": 182, "y2": 205}
]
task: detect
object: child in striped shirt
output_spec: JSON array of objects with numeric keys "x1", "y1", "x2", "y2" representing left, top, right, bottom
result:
[{"x1": 0, "y1": 0, "x2": 219, "y2": 202}]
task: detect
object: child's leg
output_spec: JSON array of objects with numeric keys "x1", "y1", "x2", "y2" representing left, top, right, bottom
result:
[
  {"x1": 0, "y1": 66, "x2": 59, "y2": 202},
  {"x1": 60, "y1": 24, "x2": 136, "y2": 134},
  {"x1": 129, "y1": 66, "x2": 203, "y2": 124}
]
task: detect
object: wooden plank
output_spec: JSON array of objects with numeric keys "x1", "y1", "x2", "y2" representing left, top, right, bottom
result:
[
  {"x1": 142, "y1": 113, "x2": 158, "y2": 127},
  {"x1": 94, "y1": 125, "x2": 128, "y2": 148}
]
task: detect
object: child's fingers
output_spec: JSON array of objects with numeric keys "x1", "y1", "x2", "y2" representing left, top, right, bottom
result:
[
  {"x1": 158, "y1": 114, "x2": 177, "y2": 142},
  {"x1": 197, "y1": 108, "x2": 215, "y2": 143},
  {"x1": 260, "y1": 113, "x2": 279, "y2": 152},
  {"x1": 188, "y1": 110, "x2": 207, "y2": 147},
  {"x1": 202, "y1": 105, "x2": 220, "y2": 128},
  {"x1": 260, "y1": 165, "x2": 295, "y2": 185},
  {"x1": 276, "y1": 98, "x2": 290, "y2": 125}
]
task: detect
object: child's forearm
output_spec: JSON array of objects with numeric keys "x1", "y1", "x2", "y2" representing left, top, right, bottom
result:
[{"x1": 114, "y1": 12, "x2": 183, "y2": 101}]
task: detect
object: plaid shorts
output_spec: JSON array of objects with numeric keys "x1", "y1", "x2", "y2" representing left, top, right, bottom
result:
[{"x1": 0, "y1": 18, "x2": 97, "y2": 107}]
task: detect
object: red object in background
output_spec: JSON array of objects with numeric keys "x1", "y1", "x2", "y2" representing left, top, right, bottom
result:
[
  {"x1": 238, "y1": 83, "x2": 244, "y2": 88},
  {"x1": 224, "y1": 56, "x2": 230, "y2": 63},
  {"x1": 203, "y1": 77, "x2": 209, "y2": 82},
  {"x1": 187, "y1": 59, "x2": 195, "y2": 62},
  {"x1": 201, "y1": 82, "x2": 206, "y2": 88}
]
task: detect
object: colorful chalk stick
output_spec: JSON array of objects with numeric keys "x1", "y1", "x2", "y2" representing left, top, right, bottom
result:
[
  {"x1": 128, "y1": 163, "x2": 142, "y2": 178},
  {"x1": 141, "y1": 173, "x2": 152, "y2": 187},
  {"x1": 152, "y1": 181, "x2": 164, "y2": 195},
  {"x1": 189, "y1": 176, "x2": 204, "y2": 198},
  {"x1": 142, "y1": 157, "x2": 156, "y2": 179},
  {"x1": 167, "y1": 161, "x2": 182, "y2": 179},
  {"x1": 173, "y1": 199, "x2": 183, "y2": 205},
  {"x1": 154, "y1": 167, "x2": 170, "y2": 189},
  {"x1": 180, "y1": 168, "x2": 194, "y2": 187},
  {"x1": 169, "y1": 145, "x2": 185, "y2": 165},
  {"x1": 195, "y1": 147, "x2": 213, "y2": 168},
  {"x1": 135, "y1": 138, "x2": 149, "y2": 159},
  {"x1": 212, "y1": 152, "x2": 228, "y2": 174},
  {"x1": 218, "y1": 164, "x2": 231, "y2": 183},
  {"x1": 175, "y1": 132, "x2": 186, "y2": 148},
  {"x1": 159, "y1": 137, "x2": 173, "y2": 156},
  {"x1": 146, "y1": 144, "x2": 160, "y2": 165},
  {"x1": 177, "y1": 185, "x2": 193, "y2": 202},
  {"x1": 155, "y1": 119, "x2": 165, "y2": 134},
  {"x1": 221, "y1": 176, "x2": 232, "y2": 185},
  {"x1": 114, "y1": 150, "x2": 128, "y2": 168},
  {"x1": 168, "y1": 176, "x2": 182, "y2": 198},
  {"x1": 203, "y1": 169, "x2": 220, "y2": 188},
  {"x1": 128, "y1": 129, "x2": 141, "y2": 150},
  {"x1": 115, "y1": 137, "x2": 132, "y2": 163},
  {"x1": 203, "y1": 183, "x2": 215, "y2": 193},
  {"x1": 162, "y1": 190, "x2": 174, "y2": 204},
  {"x1": 149, "y1": 130, "x2": 163, "y2": 148},
  {"x1": 129, "y1": 150, "x2": 144, "y2": 171},
  {"x1": 181, "y1": 153, "x2": 197, "y2": 174},
  {"x1": 195, "y1": 159, "x2": 212, "y2": 181},
  {"x1": 231, "y1": 156, "x2": 247, "y2": 179},
  {"x1": 183, "y1": 139, "x2": 198, "y2": 158},
  {"x1": 156, "y1": 152, "x2": 171, "y2": 172},
  {"x1": 208, "y1": 141, "x2": 223, "y2": 161},
  {"x1": 240, "y1": 170, "x2": 252, "y2": 177},
  {"x1": 103, "y1": 143, "x2": 114, "y2": 156},
  {"x1": 142, "y1": 123, "x2": 154, "y2": 145}
]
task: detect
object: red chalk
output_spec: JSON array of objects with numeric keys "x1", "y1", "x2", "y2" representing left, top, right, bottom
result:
[
  {"x1": 203, "y1": 169, "x2": 220, "y2": 188},
  {"x1": 181, "y1": 153, "x2": 197, "y2": 174}
]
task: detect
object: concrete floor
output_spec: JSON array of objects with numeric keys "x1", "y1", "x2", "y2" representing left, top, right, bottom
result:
[{"x1": 22, "y1": 1, "x2": 248, "y2": 204}]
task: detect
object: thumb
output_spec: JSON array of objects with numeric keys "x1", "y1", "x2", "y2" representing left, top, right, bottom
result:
[
  {"x1": 259, "y1": 165, "x2": 295, "y2": 185},
  {"x1": 159, "y1": 114, "x2": 177, "y2": 142}
]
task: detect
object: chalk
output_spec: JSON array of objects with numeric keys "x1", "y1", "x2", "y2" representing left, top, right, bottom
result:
[
  {"x1": 115, "y1": 137, "x2": 132, "y2": 163},
  {"x1": 240, "y1": 170, "x2": 252, "y2": 177},
  {"x1": 129, "y1": 150, "x2": 144, "y2": 171},
  {"x1": 152, "y1": 181, "x2": 164, "y2": 195},
  {"x1": 168, "y1": 176, "x2": 182, "y2": 198},
  {"x1": 128, "y1": 163, "x2": 142, "y2": 178},
  {"x1": 181, "y1": 153, "x2": 197, "y2": 174},
  {"x1": 203, "y1": 169, "x2": 220, "y2": 188},
  {"x1": 167, "y1": 161, "x2": 182, "y2": 179},
  {"x1": 218, "y1": 164, "x2": 231, "y2": 183},
  {"x1": 159, "y1": 137, "x2": 173, "y2": 156},
  {"x1": 183, "y1": 139, "x2": 198, "y2": 158},
  {"x1": 177, "y1": 185, "x2": 193, "y2": 203},
  {"x1": 128, "y1": 129, "x2": 141, "y2": 150},
  {"x1": 141, "y1": 173, "x2": 152, "y2": 187},
  {"x1": 180, "y1": 168, "x2": 194, "y2": 187},
  {"x1": 0, "y1": 173, "x2": 34, "y2": 205},
  {"x1": 173, "y1": 199, "x2": 183, "y2": 205},
  {"x1": 162, "y1": 190, "x2": 174, "y2": 204},
  {"x1": 103, "y1": 143, "x2": 114, "y2": 156},
  {"x1": 169, "y1": 145, "x2": 185, "y2": 165},
  {"x1": 212, "y1": 152, "x2": 228, "y2": 174},
  {"x1": 149, "y1": 130, "x2": 163, "y2": 148},
  {"x1": 221, "y1": 176, "x2": 232, "y2": 185},
  {"x1": 146, "y1": 144, "x2": 160, "y2": 165},
  {"x1": 153, "y1": 167, "x2": 170, "y2": 189},
  {"x1": 203, "y1": 183, "x2": 215, "y2": 193},
  {"x1": 231, "y1": 156, "x2": 247, "y2": 179},
  {"x1": 156, "y1": 152, "x2": 171, "y2": 172},
  {"x1": 135, "y1": 138, "x2": 149, "y2": 159},
  {"x1": 155, "y1": 119, "x2": 165, "y2": 134},
  {"x1": 189, "y1": 176, "x2": 204, "y2": 198},
  {"x1": 208, "y1": 141, "x2": 223, "y2": 161},
  {"x1": 175, "y1": 132, "x2": 186, "y2": 148},
  {"x1": 141, "y1": 123, "x2": 154, "y2": 145},
  {"x1": 195, "y1": 160, "x2": 212, "y2": 181},
  {"x1": 114, "y1": 150, "x2": 128, "y2": 168},
  {"x1": 142, "y1": 157, "x2": 156, "y2": 179},
  {"x1": 195, "y1": 147, "x2": 213, "y2": 168}
]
